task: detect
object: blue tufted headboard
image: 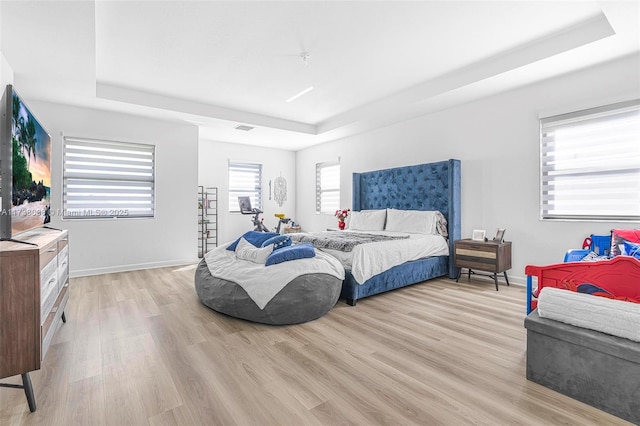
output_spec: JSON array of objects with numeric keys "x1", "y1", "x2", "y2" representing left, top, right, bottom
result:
[{"x1": 352, "y1": 159, "x2": 461, "y2": 278}]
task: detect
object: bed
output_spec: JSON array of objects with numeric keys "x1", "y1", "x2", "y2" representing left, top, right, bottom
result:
[
  {"x1": 523, "y1": 256, "x2": 640, "y2": 423},
  {"x1": 296, "y1": 159, "x2": 461, "y2": 305}
]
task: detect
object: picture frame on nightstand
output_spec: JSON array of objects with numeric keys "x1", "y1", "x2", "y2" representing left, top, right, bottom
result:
[
  {"x1": 493, "y1": 228, "x2": 506, "y2": 243},
  {"x1": 472, "y1": 229, "x2": 486, "y2": 241}
]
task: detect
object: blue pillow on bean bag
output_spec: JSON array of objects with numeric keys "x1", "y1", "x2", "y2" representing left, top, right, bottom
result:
[
  {"x1": 261, "y1": 235, "x2": 292, "y2": 251},
  {"x1": 623, "y1": 241, "x2": 640, "y2": 259},
  {"x1": 227, "y1": 231, "x2": 279, "y2": 251},
  {"x1": 265, "y1": 242, "x2": 316, "y2": 266}
]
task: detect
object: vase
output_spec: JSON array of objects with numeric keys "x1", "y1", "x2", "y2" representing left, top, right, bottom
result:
[{"x1": 338, "y1": 220, "x2": 346, "y2": 230}]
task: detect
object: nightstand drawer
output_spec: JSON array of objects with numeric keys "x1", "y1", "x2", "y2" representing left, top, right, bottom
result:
[
  {"x1": 457, "y1": 243, "x2": 495, "y2": 253},
  {"x1": 455, "y1": 248, "x2": 497, "y2": 259}
]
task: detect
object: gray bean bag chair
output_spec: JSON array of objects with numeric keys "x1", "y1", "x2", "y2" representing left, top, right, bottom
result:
[{"x1": 195, "y1": 259, "x2": 342, "y2": 325}]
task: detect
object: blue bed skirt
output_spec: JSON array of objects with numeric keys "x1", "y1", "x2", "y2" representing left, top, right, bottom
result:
[{"x1": 341, "y1": 256, "x2": 448, "y2": 305}]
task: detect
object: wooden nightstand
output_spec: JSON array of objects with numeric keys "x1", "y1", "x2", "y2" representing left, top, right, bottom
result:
[
  {"x1": 283, "y1": 226, "x2": 301, "y2": 234},
  {"x1": 454, "y1": 239, "x2": 512, "y2": 290}
]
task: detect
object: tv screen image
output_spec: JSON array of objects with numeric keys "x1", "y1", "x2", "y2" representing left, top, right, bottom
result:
[{"x1": 0, "y1": 85, "x2": 51, "y2": 238}]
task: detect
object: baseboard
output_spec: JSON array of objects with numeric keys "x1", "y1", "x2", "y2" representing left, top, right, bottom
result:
[
  {"x1": 70, "y1": 258, "x2": 200, "y2": 278},
  {"x1": 71, "y1": 260, "x2": 528, "y2": 285}
]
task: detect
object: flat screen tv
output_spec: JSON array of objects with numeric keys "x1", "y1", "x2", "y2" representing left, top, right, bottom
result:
[{"x1": 0, "y1": 84, "x2": 51, "y2": 240}]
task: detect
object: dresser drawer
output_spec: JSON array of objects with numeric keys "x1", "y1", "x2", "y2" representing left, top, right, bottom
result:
[
  {"x1": 41, "y1": 245, "x2": 62, "y2": 323},
  {"x1": 41, "y1": 285, "x2": 68, "y2": 360},
  {"x1": 39, "y1": 243, "x2": 58, "y2": 270},
  {"x1": 58, "y1": 236, "x2": 69, "y2": 252},
  {"x1": 40, "y1": 273, "x2": 59, "y2": 321},
  {"x1": 57, "y1": 245, "x2": 69, "y2": 293},
  {"x1": 40, "y1": 254, "x2": 58, "y2": 284},
  {"x1": 40, "y1": 256, "x2": 58, "y2": 305}
]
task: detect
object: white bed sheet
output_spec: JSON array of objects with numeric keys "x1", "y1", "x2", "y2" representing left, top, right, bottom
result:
[
  {"x1": 318, "y1": 230, "x2": 449, "y2": 284},
  {"x1": 204, "y1": 243, "x2": 345, "y2": 310}
]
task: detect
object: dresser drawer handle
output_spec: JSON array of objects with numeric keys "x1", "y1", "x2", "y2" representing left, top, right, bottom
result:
[{"x1": 45, "y1": 248, "x2": 56, "y2": 253}]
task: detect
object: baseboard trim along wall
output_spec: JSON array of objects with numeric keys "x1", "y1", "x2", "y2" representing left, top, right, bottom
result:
[{"x1": 70, "y1": 258, "x2": 200, "y2": 278}]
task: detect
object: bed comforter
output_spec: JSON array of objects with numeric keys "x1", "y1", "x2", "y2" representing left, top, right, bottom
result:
[{"x1": 293, "y1": 230, "x2": 449, "y2": 284}]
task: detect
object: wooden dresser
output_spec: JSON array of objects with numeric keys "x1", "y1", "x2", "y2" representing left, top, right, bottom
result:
[{"x1": 0, "y1": 227, "x2": 69, "y2": 412}]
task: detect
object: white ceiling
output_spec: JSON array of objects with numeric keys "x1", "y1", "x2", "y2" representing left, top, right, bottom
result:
[{"x1": 1, "y1": 1, "x2": 639, "y2": 150}]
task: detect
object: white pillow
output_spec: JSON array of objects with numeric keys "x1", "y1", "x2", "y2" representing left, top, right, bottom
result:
[
  {"x1": 348, "y1": 210, "x2": 386, "y2": 231},
  {"x1": 385, "y1": 209, "x2": 438, "y2": 234},
  {"x1": 235, "y1": 237, "x2": 273, "y2": 264}
]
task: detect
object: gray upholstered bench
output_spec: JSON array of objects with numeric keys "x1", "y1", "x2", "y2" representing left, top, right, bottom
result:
[{"x1": 525, "y1": 310, "x2": 640, "y2": 424}]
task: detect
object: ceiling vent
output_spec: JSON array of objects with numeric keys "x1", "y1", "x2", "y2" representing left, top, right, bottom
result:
[{"x1": 234, "y1": 125, "x2": 254, "y2": 131}]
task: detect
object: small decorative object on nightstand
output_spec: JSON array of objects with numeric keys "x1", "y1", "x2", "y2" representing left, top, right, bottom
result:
[
  {"x1": 472, "y1": 229, "x2": 486, "y2": 241},
  {"x1": 454, "y1": 239, "x2": 512, "y2": 291}
]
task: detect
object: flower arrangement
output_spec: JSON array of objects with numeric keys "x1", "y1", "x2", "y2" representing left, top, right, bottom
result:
[
  {"x1": 335, "y1": 208, "x2": 350, "y2": 230},
  {"x1": 334, "y1": 208, "x2": 350, "y2": 221}
]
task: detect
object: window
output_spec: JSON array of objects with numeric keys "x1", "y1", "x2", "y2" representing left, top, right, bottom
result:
[
  {"x1": 63, "y1": 136, "x2": 155, "y2": 219},
  {"x1": 316, "y1": 161, "x2": 340, "y2": 214},
  {"x1": 228, "y1": 162, "x2": 262, "y2": 213},
  {"x1": 540, "y1": 99, "x2": 640, "y2": 221}
]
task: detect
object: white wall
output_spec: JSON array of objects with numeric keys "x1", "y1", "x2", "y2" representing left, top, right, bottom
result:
[
  {"x1": 0, "y1": 52, "x2": 13, "y2": 88},
  {"x1": 28, "y1": 101, "x2": 199, "y2": 276},
  {"x1": 296, "y1": 54, "x2": 640, "y2": 284},
  {"x1": 198, "y1": 139, "x2": 296, "y2": 246}
]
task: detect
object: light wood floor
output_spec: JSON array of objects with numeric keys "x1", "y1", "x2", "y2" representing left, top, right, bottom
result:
[{"x1": 0, "y1": 266, "x2": 632, "y2": 425}]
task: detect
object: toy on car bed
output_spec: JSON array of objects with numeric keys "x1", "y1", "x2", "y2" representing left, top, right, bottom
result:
[{"x1": 526, "y1": 229, "x2": 640, "y2": 314}]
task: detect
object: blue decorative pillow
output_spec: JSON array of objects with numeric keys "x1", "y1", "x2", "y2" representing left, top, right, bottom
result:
[
  {"x1": 265, "y1": 243, "x2": 315, "y2": 266},
  {"x1": 623, "y1": 241, "x2": 640, "y2": 259},
  {"x1": 261, "y1": 235, "x2": 292, "y2": 251},
  {"x1": 227, "y1": 231, "x2": 279, "y2": 251}
]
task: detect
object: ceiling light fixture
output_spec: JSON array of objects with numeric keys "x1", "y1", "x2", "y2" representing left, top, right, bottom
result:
[
  {"x1": 286, "y1": 86, "x2": 314, "y2": 103},
  {"x1": 235, "y1": 125, "x2": 255, "y2": 131},
  {"x1": 300, "y1": 51, "x2": 311, "y2": 66}
]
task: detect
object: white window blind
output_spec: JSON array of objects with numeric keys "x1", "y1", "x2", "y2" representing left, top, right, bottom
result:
[
  {"x1": 540, "y1": 99, "x2": 640, "y2": 221},
  {"x1": 228, "y1": 162, "x2": 262, "y2": 212},
  {"x1": 63, "y1": 137, "x2": 155, "y2": 219},
  {"x1": 316, "y1": 161, "x2": 340, "y2": 214}
]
